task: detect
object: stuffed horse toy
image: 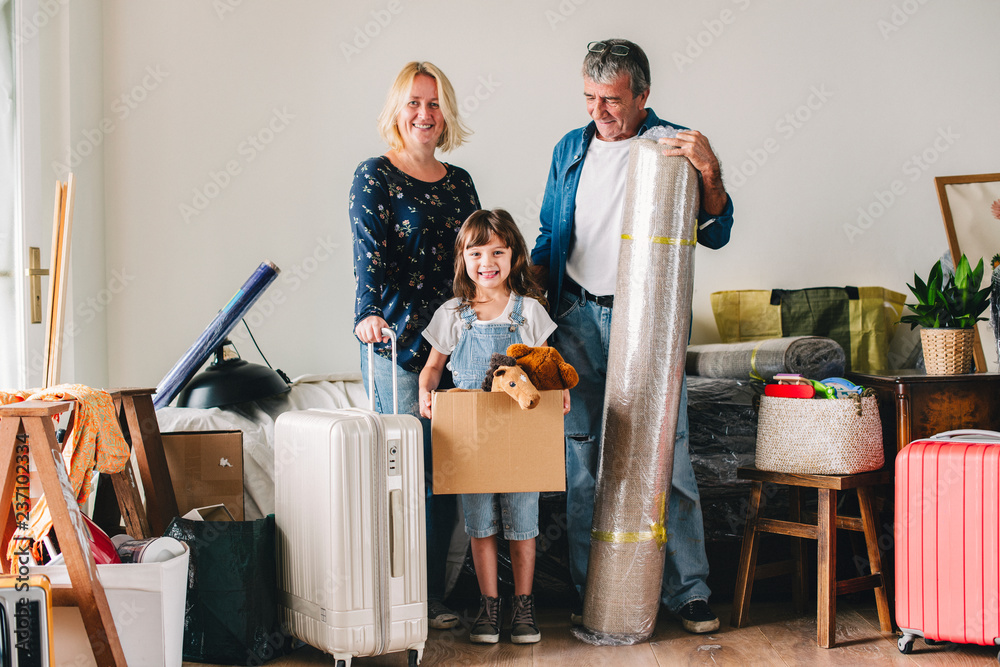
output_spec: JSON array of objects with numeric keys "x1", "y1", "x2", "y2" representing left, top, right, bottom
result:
[
  {"x1": 489, "y1": 365, "x2": 541, "y2": 410},
  {"x1": 447, "y1": 353, "x2": 541, "y2": 410}
]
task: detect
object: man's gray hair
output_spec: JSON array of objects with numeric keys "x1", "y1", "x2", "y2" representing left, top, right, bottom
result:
[{"x1": 582, "y1": 38, "x2": 651, "y2": 97}]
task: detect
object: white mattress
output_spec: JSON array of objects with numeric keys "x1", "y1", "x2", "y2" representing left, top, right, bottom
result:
[{"x1": 156, "y1": 373, "x2": 368, "y2": 519}]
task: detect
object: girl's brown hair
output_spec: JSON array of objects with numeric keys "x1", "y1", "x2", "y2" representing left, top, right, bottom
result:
[{"x1": 453, "y1": 209, "x2": 546, "y2": 308}]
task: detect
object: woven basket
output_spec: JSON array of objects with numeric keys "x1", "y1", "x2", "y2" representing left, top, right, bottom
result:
[
  {"x1": 920, "y1": 328, "x2": 975, "y2": 375},
  {"x1": 755, "y1": 395, "x2": 884, "y2": 474}
]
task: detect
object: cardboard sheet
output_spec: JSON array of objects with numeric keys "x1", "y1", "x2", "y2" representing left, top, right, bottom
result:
[{"x1": 162, "y1": 431, "x2": 244, "y2": 521}]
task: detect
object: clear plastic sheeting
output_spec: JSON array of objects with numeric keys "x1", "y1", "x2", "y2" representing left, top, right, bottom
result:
[
  {"x1": 579, "y1": 140, "x2": 699, "y2": 644},
  {"x1": 685, "y1": 336, "x2": 845, "y2": 381},
  {"x1": 640, "y1": 125, "x2": 681, "y2": 141},
  {"x1": 686, "y1": 377, "x2": 770, "y2": 541}
]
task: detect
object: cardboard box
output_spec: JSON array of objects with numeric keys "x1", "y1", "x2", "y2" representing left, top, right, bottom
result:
[
  {"x1": 162, "y1": 430, "x2": 245, "y2": 521},
  {"x1": 32, "y1": 544, "x2": 189, "y2": 666},
  {"x1": 431, "y1": 389, "x2": 565, "y2": 494}
]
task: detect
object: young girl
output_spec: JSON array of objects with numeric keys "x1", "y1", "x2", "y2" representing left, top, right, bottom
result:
[{"x1": 419, "y1": 208, "x2": 570, "y2": 645}]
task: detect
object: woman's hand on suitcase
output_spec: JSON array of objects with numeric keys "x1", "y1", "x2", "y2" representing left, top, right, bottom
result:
[
  {"x1": 562, "y1": 389, "x2": 571, "y2": 415},
  {"x1": 355, "y1": 315, "x2": 391, "y2": 344}
]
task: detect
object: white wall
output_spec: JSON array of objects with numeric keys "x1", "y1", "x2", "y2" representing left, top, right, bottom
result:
[{"x1": 67, "y1": 0, "x2": 1000, "y2": 388}]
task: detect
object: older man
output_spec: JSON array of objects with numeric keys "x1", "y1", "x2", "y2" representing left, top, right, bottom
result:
[{"x1": 531, "y1": 38, "x2": 734, "y2": 633}]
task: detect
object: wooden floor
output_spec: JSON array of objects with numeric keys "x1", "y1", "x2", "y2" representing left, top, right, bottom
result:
[{"x1": 187, "y1": 599, "x2": 1000, "y2": 666}]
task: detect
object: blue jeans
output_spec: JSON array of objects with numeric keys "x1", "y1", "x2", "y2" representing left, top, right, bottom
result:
[
  {"x1": 552, "y1": 292, "x2": 711, "y2": 611},
  {"x1": 462, "y1": 491, "x2": 539, "y2": 540},
  {"x1": 360, "y1": 346, "x2": 457, "y2": 603}
]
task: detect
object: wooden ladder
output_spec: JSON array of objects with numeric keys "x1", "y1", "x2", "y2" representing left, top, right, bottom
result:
[
  {"x1": 0, "y1": 387, "x2": 180, "y2": 666},
  {"x1": 103, "y1": 388, "x2": 179, "y2": 538},
  {"x1": 0, "y1": 400, "x2": 126, "y2": 666}
]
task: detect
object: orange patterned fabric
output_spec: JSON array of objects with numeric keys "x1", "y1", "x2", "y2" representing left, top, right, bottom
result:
[
  {"x1": 1, "y1": 385, "x2": 129, "y2": 561},
  {"x1": 0, "y1": 391, "x2": 31, "y2": 406}
]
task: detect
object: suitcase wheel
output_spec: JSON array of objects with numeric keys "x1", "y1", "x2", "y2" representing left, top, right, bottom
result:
[
  {"x1": 897, "y1": 635, "x2": 914, "y2": 654},
  {"x1": 408, "y1": 649, "x2": 420, "y2": 666},
  {"x1": 924, "y1": 637, "x2": 941, "y2": 645}
]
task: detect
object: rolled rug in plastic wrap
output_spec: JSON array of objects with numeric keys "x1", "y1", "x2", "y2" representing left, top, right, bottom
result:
[
  {"x1": 685, "y1": 336, "x2": 846, "y2": 381},
  {"x1": 579, "y1": 137, "x2": 700, "y2": 644}
]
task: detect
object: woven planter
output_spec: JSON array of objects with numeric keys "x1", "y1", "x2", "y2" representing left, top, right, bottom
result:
[{"x1": 920, "y1": 327, "x2": 975, "y2": 375}]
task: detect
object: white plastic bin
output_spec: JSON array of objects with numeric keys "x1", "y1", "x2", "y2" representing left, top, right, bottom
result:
[{"x1": 31, "y1": 543, "x2": 189, "y2": 666}]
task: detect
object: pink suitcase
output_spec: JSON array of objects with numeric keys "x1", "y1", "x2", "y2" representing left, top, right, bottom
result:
[
  {"x1": 895, "y1": 430, "x2": 1000, "y2": 657},
  {"x1": 275, "y1": 331, "x2": 426, "y2": 666}
]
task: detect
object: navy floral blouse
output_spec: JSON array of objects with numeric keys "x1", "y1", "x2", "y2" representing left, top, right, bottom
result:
[{"x1": 350, "y1": 156, "x2": 480, "y2": 372}]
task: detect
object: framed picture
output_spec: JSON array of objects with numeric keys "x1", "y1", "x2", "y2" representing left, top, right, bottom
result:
[{"x1": 935, "y1": 173, "x2": 1000, "y2": 372}]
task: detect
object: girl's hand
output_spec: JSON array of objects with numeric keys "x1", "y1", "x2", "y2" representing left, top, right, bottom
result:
[
  {"x1": 355, "y1": 315, "x2": 390, "y2": 344},
  {"x1": 419, "y1": 389, "x2": 433, "y2": 419},
  {"x1": 419, "y1": 348, "x2": 447, "y2": 419},
  {"x1": 562, "y1": 388, "x2": 571, "y2": 415}
]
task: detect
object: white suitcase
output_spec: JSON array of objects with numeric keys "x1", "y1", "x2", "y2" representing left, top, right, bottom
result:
[{"x1": 275, "y1": 330, "x2": 427, "y2": 666}]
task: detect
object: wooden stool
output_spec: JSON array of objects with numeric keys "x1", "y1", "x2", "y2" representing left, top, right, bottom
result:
[{"x1": 730, "y1": 465, "x2": 894, "y2": 648}]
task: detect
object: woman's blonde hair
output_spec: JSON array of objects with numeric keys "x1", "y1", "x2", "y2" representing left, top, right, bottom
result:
[
  {"x1": 376, "y1": 61, "x2": 470, "y2": 153},
  {"x1": 453, "y1": 209, "x2": 546, "y2": 308}
]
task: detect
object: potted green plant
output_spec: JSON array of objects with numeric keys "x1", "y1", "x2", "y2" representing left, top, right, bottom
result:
[{"x1": 900, "y1": 254, "x2": 991, "y2": 374}]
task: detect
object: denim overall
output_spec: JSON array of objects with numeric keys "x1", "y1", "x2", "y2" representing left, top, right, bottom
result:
[{"x1": 451, "y1": 294, "x2": 539, "y2": 540}]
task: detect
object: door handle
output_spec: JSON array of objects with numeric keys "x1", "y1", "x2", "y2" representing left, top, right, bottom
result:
[{"x1": 26, "y1": 246, "x2": 48, "y2": 324}]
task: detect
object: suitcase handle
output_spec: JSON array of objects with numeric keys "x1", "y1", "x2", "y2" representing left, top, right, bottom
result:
[
  {"x1": 367, "y1": 327, "x2": 398, "y2": 414},
  {"x1": 929, "y1": 429, "x2": 1000, "y2": 442}
]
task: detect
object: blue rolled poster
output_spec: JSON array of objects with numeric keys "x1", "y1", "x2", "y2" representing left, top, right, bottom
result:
[{"x1": 153, "y1": 260, "x2": 280, "y2": 409}]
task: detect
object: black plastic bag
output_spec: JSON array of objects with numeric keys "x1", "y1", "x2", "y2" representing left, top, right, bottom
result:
[{"x1": 165, "y1": 514, "x2": 291, "y2": 665}]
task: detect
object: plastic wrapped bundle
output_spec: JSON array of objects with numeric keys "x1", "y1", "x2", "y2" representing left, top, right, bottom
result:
[
  {"x1": 686, "y1": 377, "x2": 764, "y2": 541},
  {"x1": 580, "y1": 139, "x2": 699, "y2": 644},
  {"x1": 685, "y1": 336, "x2": 845, "y2": 381}
]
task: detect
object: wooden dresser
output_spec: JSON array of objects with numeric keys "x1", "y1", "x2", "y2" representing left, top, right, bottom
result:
[{"x1": 845, "y1": 370, "x2": 1000, "y2": 463}]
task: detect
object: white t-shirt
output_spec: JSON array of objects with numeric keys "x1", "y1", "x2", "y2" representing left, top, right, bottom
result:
[
  {"x1": 565, "y1": 136, "x2": 633, "y2": 296},
  {"x1": 422, "y1": 294, "x2": 557, "y2": 356}
]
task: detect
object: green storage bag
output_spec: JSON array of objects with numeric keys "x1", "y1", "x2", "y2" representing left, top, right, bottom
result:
[{"x1": 165, "y1": 514, "x2": 292, "y2": 665}]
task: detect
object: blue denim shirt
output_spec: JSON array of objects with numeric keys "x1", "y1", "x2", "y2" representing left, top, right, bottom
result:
[{"x1": 530, "y1": 108, "x2": 735, "y2": 313}]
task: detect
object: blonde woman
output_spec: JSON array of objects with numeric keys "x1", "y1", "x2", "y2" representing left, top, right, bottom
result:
[{"x1": 350, "y1": 61, "x2": 480, "y2": 630}]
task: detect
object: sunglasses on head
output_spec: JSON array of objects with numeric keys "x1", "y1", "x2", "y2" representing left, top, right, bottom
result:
[{"x1": 587, "y1": 41, "x2": 630, "y2": 56}]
